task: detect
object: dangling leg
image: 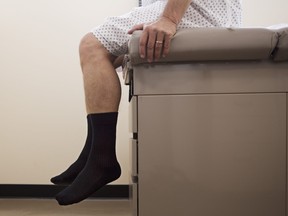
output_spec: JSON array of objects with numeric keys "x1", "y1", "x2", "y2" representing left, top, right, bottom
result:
[
  {"x1": 56, "y1": 33, "x2": 122, "y2": 205},
  {"x1": 50, "y1": 54, "x2": 124, "y2": 186}
]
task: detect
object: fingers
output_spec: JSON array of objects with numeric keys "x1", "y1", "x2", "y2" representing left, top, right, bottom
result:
[
  {"x1": 139, "y1": 23, "x2": 156, "y2": 61},
  {"x1": 139, "y1": 29, "x2": 148, "y2": 59},
  {"x1": 140, "y1": 29, "x2": 171, "y2": 62},
  {"x1": 139, "y1": 26, "x2": 165, "y2": 62},
  {"x1": 154, "y1": 32, "x2": 165, "y2": 61},
  {"x1": 136, "y1": 18, "x2": 177, "y2": 62},
  {"x1": 128, "y1": 23, "x2": 144, "y2": 34},
  {"x1": 139, "y1": 27, "x2": 175, "y2": 62},
  {"x1": 145, "y1": 29, "x2": 157, "y2": 62}
]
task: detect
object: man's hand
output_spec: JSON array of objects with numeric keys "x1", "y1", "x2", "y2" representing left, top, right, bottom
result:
[{"x1": 128, "y1": 17, "x2": 177, "y2": 62}]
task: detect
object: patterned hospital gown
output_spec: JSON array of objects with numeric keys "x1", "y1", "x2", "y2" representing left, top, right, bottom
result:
[{"x1": 91, "y1": 0, "x2": 242, "y2": 56}]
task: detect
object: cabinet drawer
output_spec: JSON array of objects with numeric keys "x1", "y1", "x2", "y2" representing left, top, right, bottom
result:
[
  {"x1": 130, "y1": 138, "x2": 138, "y2": 176},
  {"x1": 129, "y1": 96, "x2": 138, "y2": 133}
]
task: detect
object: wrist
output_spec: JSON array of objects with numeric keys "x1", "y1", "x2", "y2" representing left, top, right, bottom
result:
[{"x1": 160, "y1": 15, "x2": 179, "y2": 26}]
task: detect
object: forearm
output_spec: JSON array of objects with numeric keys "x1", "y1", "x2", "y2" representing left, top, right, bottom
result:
[{"x1": 161, "y1": 0, "x2": 192, "y2": 25}]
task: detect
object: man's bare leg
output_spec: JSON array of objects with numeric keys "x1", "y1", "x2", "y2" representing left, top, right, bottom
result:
[
  {"x1": 55, "y1": 33, "x2": 122, "y2": 205},
  {"x1": 81, "y1": 33, "x2": 121, "y2": 113},
  {"x1": 50, "y1": 36, "x2": 123, "y2": 186}
]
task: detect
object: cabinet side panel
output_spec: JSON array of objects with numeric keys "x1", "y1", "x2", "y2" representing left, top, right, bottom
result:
[{"x1": 138, "y1": 93, "x2": 286, "y2": 216}]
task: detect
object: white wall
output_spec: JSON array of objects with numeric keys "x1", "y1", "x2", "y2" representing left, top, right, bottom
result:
[
  {"x1": 242, "y1": 0, "x2": 288, "y2": 27},
  {"x1": 0, "y1": 0, "x2": 137, "y2": 184},
  {"x1": 0, "y1": 0, "x2": 287, "y2": 185}
]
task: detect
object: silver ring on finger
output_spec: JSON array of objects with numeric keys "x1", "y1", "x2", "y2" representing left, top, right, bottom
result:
[{"x1": 155, "y1": 40, "x2": 163, "y2": 47}]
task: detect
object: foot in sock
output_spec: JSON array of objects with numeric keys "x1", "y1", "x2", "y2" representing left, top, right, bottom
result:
[
  {"x1": 56, "y1": 112, "x2": 121, "y2": 205},
  {"x1": 50, "y1": 116, "x2": 92, "y2": 185}
]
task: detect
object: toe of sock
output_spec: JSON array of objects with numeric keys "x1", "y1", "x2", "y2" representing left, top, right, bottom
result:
[
  {"x1": 51, "y1": 176, "x2": 72, "y2": 186},
  {"x1": 50, "y1": 177, "x2": 58, "y2": 184},
  {"x1": 56, "y1": 193, "x2": 70, "y2": 206}
]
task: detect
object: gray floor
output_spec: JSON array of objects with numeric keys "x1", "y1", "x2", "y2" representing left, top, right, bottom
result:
[{"x1": 0, "y1": 199, "x2": 131, "y2": 216}]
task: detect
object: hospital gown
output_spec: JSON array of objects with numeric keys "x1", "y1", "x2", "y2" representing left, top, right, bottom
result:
[{"x1": 91, "y1": 0, "x2": 242, "y2": 56}]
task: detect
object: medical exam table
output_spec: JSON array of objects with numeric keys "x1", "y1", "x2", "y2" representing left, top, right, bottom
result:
[{"x1": 124, "y1": 26, "x2": 288, "y2": 216}]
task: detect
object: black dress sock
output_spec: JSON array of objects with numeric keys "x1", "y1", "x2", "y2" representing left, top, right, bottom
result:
[
  {"x1": 50, "y1": 116, "x2": 92, "y2": 185},
  {"x1": 56, "y1": 112, "x2": 121, "y2": 205}
]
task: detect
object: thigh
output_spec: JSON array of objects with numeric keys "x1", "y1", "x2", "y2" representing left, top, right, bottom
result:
[
  {"x1": 90, "y1": 1, "x2": 166, "y2": 56},
  {"x1": 90, "y1": 0, "x2": 242, "y2": 56}
]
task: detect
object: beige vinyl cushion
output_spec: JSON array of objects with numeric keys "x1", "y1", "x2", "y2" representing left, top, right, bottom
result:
[
  {"x1": 128, "y1": 27, "x2": 281, "y2": 65},
  {"x1": 273, "y1": 27, "x2": 288, "y2": 61}
]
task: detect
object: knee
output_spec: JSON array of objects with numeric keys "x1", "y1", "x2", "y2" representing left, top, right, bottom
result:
[
  {"x1": 79, "y1": 33, "x2": 110, "y2": 66},
  {"x1": 79, "y1": 33, "x2": 99, "y2": 62}
]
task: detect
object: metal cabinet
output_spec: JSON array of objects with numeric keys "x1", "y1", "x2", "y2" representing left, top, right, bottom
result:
[{"x1": 128, "y1": 61, "x2": 288, "y2": 216}]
